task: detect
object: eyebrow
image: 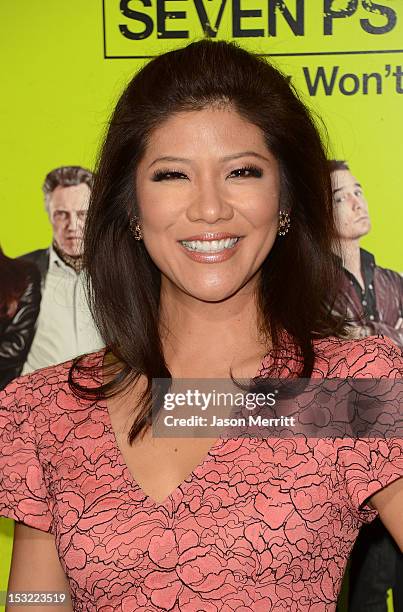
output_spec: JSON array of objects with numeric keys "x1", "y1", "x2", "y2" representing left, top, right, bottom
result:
[
  {"x1": 148, "y1": 151, "x2": 271, "y2": 169},
  {"x1": 52, "y1": 208, "x2": 86, "y2": 213},
  {"x1": 332, "y1": 182, "x2": 362, "y2": 195}
]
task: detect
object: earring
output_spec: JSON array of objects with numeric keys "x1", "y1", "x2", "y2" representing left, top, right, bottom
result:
[
  {"x1": 278, "y1": 210, "x2": 291, "y2": 236},
  {"x1": 129, "y1": 217, "x2": 143, "y2": 241}
]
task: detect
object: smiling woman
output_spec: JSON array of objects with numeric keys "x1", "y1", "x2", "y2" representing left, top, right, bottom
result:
[
  {"x1": 134, "y1": 107, "x2": 281, "y2": 301},
  {"x1": 0, "y1": 40, "x2": 402, "y2": 612},
  {"x1": 78, "y1": 38, "x2": 347, "y2": 423}
]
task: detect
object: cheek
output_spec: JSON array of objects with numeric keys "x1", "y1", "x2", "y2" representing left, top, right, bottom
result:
[
  {"x1": 52, "y1": 220, "x2": 63, "y2": 233},
  {"x1": 334, "y1": 206, "x2": 350, "y2": 227},
  {"x1": 243, "y1": 192, "x2": 279, "y2": 229},
  {"x1": 138, "y1": 186, "x2": 182, "y2": 230}
]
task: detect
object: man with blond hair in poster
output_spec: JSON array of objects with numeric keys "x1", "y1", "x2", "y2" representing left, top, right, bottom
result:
[
  {"x1": 329, "y1": 159, "x2": 403, "y2": 612},
  {"x1": 20, "y1": 165, "x2": 104, "y2": 374}
]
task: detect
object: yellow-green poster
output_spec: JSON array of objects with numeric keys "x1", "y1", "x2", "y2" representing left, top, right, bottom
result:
[
  {"x1": 0, "y1": 1, "x2": 402, "y2": 609},
  {"x1": 1, "y1": 1, "x2": 402, "y2": 269}
]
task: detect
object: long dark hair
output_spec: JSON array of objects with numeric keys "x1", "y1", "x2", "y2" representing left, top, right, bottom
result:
[
  {"x1": 0, "y1": 247, "x2": 33, "y2": 320},
  {"x1": 70, "y1": 40, "x2": 346, "y2": 443}
]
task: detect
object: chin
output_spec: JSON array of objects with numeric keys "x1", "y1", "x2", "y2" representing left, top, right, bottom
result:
[
  {"x1": 356, "y1": 225, "x2": 371, "y2": 239},
  {"x1": 184, "y1": 282, "x2": 245, "y2": 303},
  {"x1": 63, "y1": 244, "x2": 82, "y2": 257}
]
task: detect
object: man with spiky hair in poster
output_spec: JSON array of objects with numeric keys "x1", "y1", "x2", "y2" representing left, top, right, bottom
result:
[
  {"x1": 329, "y1": 160, "x2": 402, "y2": 349},
  {"x1": 330, "y1": 159, "x2": 403, "y2": 612}
]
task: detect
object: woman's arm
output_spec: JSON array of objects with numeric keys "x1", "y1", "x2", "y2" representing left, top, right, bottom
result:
[
  {"x1": 370, "y1": 477, "x2": 403, "y2": 552},
  {"x1": 6, "y1": 523, "x2": 73, "y2": 612}
]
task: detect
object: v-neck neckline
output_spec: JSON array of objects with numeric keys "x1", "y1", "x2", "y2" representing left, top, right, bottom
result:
[{"x1": 100, "y1": 350, "x2": 274, "y2": 508}]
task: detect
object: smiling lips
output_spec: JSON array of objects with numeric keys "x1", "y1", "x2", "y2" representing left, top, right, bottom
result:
[{"x1": 178, "y1": 233, "x2": 243, "y2": 263}]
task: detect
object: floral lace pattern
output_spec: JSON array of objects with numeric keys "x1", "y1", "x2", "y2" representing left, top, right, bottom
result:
[{"x1": 0, "y1": 335, "x2": 402, "y2": 611}]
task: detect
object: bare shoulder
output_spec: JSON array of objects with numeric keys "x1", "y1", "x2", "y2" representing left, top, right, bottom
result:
[{"x1": 7, "y1": 523, "x2": 73, "y2": 611}]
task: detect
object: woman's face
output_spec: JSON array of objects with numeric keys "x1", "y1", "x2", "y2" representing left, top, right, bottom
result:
[{"x1": 135, "y1": 106, "x2": 281, "y2": 302}]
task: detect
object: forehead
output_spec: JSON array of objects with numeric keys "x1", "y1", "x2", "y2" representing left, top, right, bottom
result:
[
  {"x1": 48, "y1": 184, "x2": 90, "y2": 211},
  {"x1": 142, "y1": 106, "x2": 270, "y2": 158},
  {"x1": 330, "y1": 169, "x2": 359, "y2": 192}
]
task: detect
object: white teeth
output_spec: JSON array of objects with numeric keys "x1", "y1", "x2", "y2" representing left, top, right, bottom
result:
[{"x1": 180, "y1": 238, "x2": 239, "y2": 252}]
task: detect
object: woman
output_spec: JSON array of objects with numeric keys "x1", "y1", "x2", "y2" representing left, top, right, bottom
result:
[
  {"x1": 0, "y1": 247, "x2": 41, "y2": 389},
  {"x1": 0, "y1": 40, "x2": 402, "y2": 612}
]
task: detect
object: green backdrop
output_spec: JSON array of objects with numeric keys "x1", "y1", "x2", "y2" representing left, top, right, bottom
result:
[
  {"x1": 1, "y1": 1, "x2": 402, "y2": 269},
  {"x1": 1, "y1": 1, "x2": 402, "y2": 608}
]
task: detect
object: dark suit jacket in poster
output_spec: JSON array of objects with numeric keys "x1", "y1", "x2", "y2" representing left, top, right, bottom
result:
[{"x1": 19, "y1": 248, "x2": 50, "y2": 286}]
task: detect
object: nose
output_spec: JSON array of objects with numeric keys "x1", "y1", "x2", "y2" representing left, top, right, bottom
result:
[
  {"x1": 65, "y1": 214, "x2": 75, "y2": 231},
  {"x1": 186, "y1": 177, "x2": 234, "y2": 224},
  {"x1": 67, "y1": 212, "x2": 82, "y2": 232},
  {"x1": 349, "y1": 194, "x2": 363, "y2": 211}
]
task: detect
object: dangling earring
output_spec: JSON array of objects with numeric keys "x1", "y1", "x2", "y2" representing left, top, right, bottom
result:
[
  {"x1": 129, "y1": 217, "x2": 143, "y2": 241},
  {"x1": 278, "y1": 210, "x2": 291, "y2": 236}
]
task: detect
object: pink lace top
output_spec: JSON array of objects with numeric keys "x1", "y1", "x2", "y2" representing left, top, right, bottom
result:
[{"x1": 0, "y1": 335, "x2": 402, "y2": 612}]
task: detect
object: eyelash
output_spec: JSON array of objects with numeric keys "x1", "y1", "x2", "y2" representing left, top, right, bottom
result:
[
  {"x1": 151, "y1": 165, "x2": 263, "y2": 182},
  {"x1": 231, "y1": 165, "x2": 263, "y2": 178}
]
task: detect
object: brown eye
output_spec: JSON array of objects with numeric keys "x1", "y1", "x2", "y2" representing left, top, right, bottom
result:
[
  {"x1": 228, "y1": 166, "x2": 263, "y2": 178},
  {"x1": 152, "y1": 170, "x2": 188, "y2": 181}
]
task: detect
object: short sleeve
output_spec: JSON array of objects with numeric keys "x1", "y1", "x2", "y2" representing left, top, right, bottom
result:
[
  {"x1": 336, "y1": 438, "x2": 403, "y2": 523},
  {"x1": 334, "y1": 335, "x2": 403, "y2": 523},
  {"x1": 0, "y1": 377, "x2": 54, "y2": 533}
]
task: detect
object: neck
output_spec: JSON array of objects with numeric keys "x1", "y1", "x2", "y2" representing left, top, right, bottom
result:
[
  {"x1": 339, "y1": 240, "x2": 364, "y2": 288},
  {"x1": 159, "y1": 278, "x2": 269, "y2": 378},
  {"x1": 52, "y1": 241, "x2": 83, "y2": 274}
]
